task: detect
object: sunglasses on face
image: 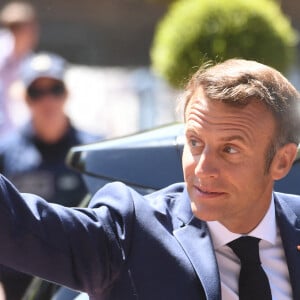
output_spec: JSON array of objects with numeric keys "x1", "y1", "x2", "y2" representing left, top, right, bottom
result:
[
  {"x1": 27, "y1": 83, "x2": 66, "y2": 100},
  {"x1": 8, "y1": 21, "x2": 36, "y2": 32}
]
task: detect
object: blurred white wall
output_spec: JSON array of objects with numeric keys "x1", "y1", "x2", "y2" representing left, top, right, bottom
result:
[{"x1": 65, "y1": 65, "x2": 182, "y2": 138}]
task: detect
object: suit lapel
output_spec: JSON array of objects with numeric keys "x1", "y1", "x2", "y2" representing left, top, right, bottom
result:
[
  {"x1": 173, "y1": 189, "x2": 221, "y2": 300},
  {"x1": 275, "y1": 194, "x2": 300, "y2": 299}
]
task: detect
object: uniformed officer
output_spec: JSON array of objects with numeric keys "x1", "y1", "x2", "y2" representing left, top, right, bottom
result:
[{"x1": 0, "y1": 52, "x2": 103, "y2": 300}]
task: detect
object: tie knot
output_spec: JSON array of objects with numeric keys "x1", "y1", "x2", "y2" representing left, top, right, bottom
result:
[{"x1": 227, "y1": 236, "x2": 261, "y2": 265}]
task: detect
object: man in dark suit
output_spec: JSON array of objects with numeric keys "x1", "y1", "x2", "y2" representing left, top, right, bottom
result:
[{"x1": 0, "y1": 58, "x2": 299, "y2": 299}]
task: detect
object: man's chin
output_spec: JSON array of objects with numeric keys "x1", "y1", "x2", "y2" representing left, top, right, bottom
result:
[{"x1": 191, "y1": 206, "x2": 220, "y2": 222}]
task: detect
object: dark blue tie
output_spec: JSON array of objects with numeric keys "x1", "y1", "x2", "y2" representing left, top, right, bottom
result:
[{"x1": 227, "y1": 236, "x2": 272, "y2": 300}]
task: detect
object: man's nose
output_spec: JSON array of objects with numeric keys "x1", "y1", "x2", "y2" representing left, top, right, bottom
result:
[{"x1": 194, "y1": 148, "x2": 219, "y2": 179}]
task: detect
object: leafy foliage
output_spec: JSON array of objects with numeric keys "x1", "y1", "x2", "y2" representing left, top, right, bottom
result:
[{"x1": 151, "y1": 0, "x2": 298, "y2": 88}]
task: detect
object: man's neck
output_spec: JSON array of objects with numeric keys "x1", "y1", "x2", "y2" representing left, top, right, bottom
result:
[{"x1": 33, "y1": 117, "x2": 70, "y2": 144}]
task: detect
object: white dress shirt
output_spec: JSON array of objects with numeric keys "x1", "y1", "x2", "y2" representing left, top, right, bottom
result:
[{"x1": 207, "y1": 196, "x2": 293, "y2": 300}]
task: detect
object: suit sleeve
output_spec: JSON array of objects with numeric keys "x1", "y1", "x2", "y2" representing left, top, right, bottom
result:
[{"x1": 0, "y1": 175, "x2": 135, "y2": 295}]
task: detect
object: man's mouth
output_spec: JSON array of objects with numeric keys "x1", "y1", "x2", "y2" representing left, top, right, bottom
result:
[{"x1": 195, "y1": 185, "x2": 224, "y2": 196}]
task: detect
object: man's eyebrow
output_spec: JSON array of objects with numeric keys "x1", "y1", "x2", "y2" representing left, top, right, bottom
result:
[
  {"x1": 220, "y1": 135, "x2": 246, "y2": 142},
  {"x1": 184, "y1": 127, "x2": 199, "y2": 135}
]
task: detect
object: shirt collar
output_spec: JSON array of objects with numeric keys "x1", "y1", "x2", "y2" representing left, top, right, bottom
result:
[{"x1": 207, "y1": 195, "x2": 277, "y2": 249}]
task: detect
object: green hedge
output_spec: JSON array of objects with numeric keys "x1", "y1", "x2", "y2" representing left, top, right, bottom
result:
[{"x1": 151, "y1": 0, "x2": 298, "y2": 88}]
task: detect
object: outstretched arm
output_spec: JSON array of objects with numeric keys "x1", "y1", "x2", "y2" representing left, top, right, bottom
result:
[{"x1": 0, "y1": 175, "x2": 133, "y2": 296}]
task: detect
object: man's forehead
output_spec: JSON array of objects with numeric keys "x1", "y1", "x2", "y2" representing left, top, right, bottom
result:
[{"x1": 185, "y1": 92, "x2": 276, "y2": 138}]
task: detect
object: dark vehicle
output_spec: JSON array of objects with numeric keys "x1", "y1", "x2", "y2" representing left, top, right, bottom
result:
[
  {"x1": 24, "y1": 122, "x2": 300, "y2": 300},
  {"x1": 67, "y1": 123, "x2": 185, "y2": 196}
]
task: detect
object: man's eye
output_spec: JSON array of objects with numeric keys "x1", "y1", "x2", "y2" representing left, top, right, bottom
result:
[
  {"x1": 224, "y1": 145, "x2": 238, "y2": 154},
  {"x1": 190, "y1": 139, "x2": 199, "y2": 147}
]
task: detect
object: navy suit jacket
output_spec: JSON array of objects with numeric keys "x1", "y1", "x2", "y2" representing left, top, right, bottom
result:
[{"x1": 0, "y1": 175, "x2": 299, "y2": 299}]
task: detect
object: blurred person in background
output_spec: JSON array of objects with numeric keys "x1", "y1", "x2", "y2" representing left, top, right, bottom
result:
[
  {"x1": 0, "y1": 1, "x2": 39, "y2": 136},
  {"x1": 0, "y1": 51, "x2": 103, "y2": 300}
]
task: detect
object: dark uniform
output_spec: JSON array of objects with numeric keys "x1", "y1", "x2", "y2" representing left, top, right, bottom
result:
[
  {"x1": 0, "y1": 120, "x2": 101, "y2": 300},
  {"x1": 0, "y1": 121, "x2": 100, "y2": 206}
]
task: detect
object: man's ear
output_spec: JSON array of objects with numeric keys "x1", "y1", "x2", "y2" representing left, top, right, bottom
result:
[{"x1": 271, "y1": 143, "x2": 298, "y2": 180}]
